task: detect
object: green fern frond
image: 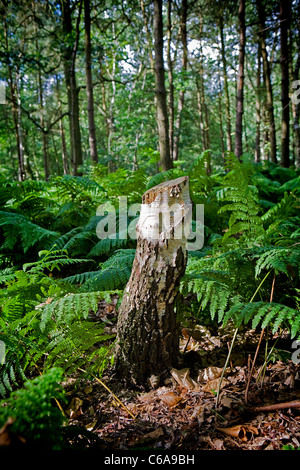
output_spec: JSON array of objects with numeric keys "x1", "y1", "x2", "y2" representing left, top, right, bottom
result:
[
  {"x1": 39, "y1": 291, "x2": 102, "y2": 331},
  {"x1": 255, "y1": 246, "x2": 300, "y2": 278},
  {"x1": 67, "y1": 249, "x2": 135, "y2": 291},
  {"x1": 146, "y1": 169, "x2": 184, "y2": 191},
  {"x1": 87, "y1": 232, "x2": 131, "y2": 258},
  {"x1": 43, "y1": 322, "x2": 114, "y2": 375},
  {"x1": 262, "y1": 192, "x2": 299, "y2": 223},
  {"x1": 223, "y1": 300, "x2": 300, "y2": 337},
  {"x1": 0, "y1": 211, "x2": 59, "y2": 254}
]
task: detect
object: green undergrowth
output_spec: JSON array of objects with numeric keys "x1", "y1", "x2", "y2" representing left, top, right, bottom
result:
[{"x1": 0, "y1": 155, "x2": 299, "y2": 447}]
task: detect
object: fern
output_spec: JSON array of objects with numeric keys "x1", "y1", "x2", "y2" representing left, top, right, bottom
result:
[
  {"x1": 42, "y1": 321, "x2": 114, "y2": 376},
  {"x1": 255, "y1": 246, "x2": 300, "y2": 278},
  {"x1": 216, "y1": 155, "x2": 265, "y2": 246},
  {"x1": 223, "y1": 300, "x2": 300, "y2": 338},
  {"x1": 22, "y1": 248, "x2": 91, "y2": 275},
  {"x1": 65, "y1": 249, "x2": 135, "y2": 291},
  {"x1": 0, "y1": 286, "x2": 119, "y2": 395},
  {"x1": 262, "y1": 191, "x2": 299, "y2": 224},
  {"x1": 39, "y1": 290, "x2": 118, "y2": 331},
  {"x1": 0, "y1": 211, "x2": 59, "y2": 256},
  {"x1": 146, "y1": 169, "x2": 184, "y2": 191}
]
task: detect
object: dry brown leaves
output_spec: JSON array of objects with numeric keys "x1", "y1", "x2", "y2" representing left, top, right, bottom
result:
[{"x1": 60, "y1": 324, "x2": 300, "y2": 451}]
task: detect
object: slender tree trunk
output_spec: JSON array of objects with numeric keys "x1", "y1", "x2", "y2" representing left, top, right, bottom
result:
[
  {"x1": 280, "y1": 0, "x2": 291, "y2": 168},
  {"x1": 167, "y1": 0, "x2": 174, "y2": 160},
  {"x1": 62, "y1": 0, "x2": 83, "y2": 176},
  {"x1": 173, "y1": 0, "x2": 188, "y2": 162},
  {"x1": 255, "y1": 43, "x2": 262, "y2": 162},
  {"x1": 4, "y1": 18, "x2": 25, "y2": 181},
  {"x1": 84, "y1": 0, "x2": 98, "y2": 164},
  {"x1": 37, "y1": 69, "x2": 49, "y2": 180},
  {"x1": 293, "y1": 1, "x2": 300, "y2": 169},
  {"x1": 196, "y1": 80, "x2": 206, "y2": 151},
  {"x1": 235, "y1": 0, "x2": 246, "y2": 160},
  {"x1": 196, "y1": 16, "x2": 208, "y2": 151},
  {"x1": 153, "y1": 0, "x2": 172, "y2": 171},
  {"x1": 56, "y1": 75, "x2": 69, "y2": 174},
  {"x1": 33, "y1": 2, "x2": 49, "y2": 180},
  {"x1": 15, "y1": 72, "x2": 26, "y2": 182},
  {"x1": 218, "y1": 77, "x2": 226, "y2": 161},
  {"x1": 219, "y1": 17, "x2": 233, "y2": 153},
  {"x1": 256, "y1": 0, "x2": 277, "y2": 163},
  {"x1": 115, "y1": 176, "x2": 191, "y2": 386}
]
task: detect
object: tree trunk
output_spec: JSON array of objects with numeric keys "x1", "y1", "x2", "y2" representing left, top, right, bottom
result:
[
  {"x1": 255, "y1": 42, "x2": 262, "y2": 163},
  {"x1": 62, "y1": 0, "x2": 83, "y2": 176},
  {"x1": 218, "y1": 84, "x2": 226, "y2": 162},
  {"x1": 219, "y1": 17, "x2": 233, "y2": 154},
  {"x1": 4, "y1": 18, "x2": 26, "y2": 181},
  {"x1": 173, "y1": 0, "x2": 188, "y2": 162},
  {"x1": 56, "y1": 75, "x2": 69, "y2": 174},
  {"x1": 84, "y1": 0, "x2": 98, "y2": 164},
  {"x1": 235, "y1": 0, "x2": 246, "y2": 161},
  {"x1": 115, "y1": 176, "x2": 191, "y2": 387},
  {"x1": 256, "y1": 0, "x2": 277, "y2": 163},
  {"x1": 293, "y1": 0, "x2": 300, "y2": 169},
  {"x1": 16, "y1": 72, "x2": 26, "y2": 182},
  {"x1": 279, "y1": 0, "x2": 290, "y2": 168},
  {"x1": 153, "y1": 0, "x2": 172, "y2": 171},
  {"x1": 167, "y1": 0, "x2": 174, "y2": 160}
]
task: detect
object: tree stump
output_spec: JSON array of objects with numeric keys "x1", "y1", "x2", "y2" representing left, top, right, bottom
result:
[{"x1": 114, "y1": 176, "x2": 192, "y2": 387}]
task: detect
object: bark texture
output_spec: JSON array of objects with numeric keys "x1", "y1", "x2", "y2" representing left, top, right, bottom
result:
[
  {"x1": 256, "y1": 0, "x2": 277, "y2": 163},
  {"x1": 115, "y1": 176, "x2": 191, "y2": 387},
  {"x1": 279, "y1": 0, "x2": 290, "y2": 168},
  {"x1": 84, "y1": 0, "x2": 98, "y2": 164},
  {"x1": 153, "y1": 0, "x2": 172, "y2": 171},
  {"x1": 62, "y1": 0, "x2": 83, "y2": 175},
  {"x1": 219, "y1": 17, "x2": 233, "y2": 154},
  {"x1": 234, "y1": 0, "x2": 246, "y2": 161}
]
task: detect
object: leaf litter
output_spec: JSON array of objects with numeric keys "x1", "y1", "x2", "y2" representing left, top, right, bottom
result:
[{"x1": 61, "y1": 320, "x2": 300, "y2": 451}]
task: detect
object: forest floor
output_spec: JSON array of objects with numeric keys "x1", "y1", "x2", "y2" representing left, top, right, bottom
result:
[{"x1": 61, "y1": 299, "x2": 300, "y2": 452}]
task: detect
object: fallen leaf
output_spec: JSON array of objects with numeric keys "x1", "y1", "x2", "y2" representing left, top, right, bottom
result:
[
  {"x1": 85, "y1": 419, "x2": 98, "y2": 431},
  {"x1": 158, "y1": 389, "x2": 183, "y2": 407},
  {"x1": 212, "y1": 438, "x2": 225, "y2": 450},
  {"x1": 220, "y1": 396, "x2": 233, "y2": 408},
  {"x1": 198, "y1": 366, "x2": 224, "y2": 383},
  {"x1": 84, "y1": 385, "x2": 93, "y2": 394},
  {"x1": 216, "y1": 424, "x2": 259, "y2": 441},
  {"x1": 202, "y1": 377, "x2": 229, "y2": 394},
  {"x1": 191, "y1": 405, "x2": 206, "y2": 425},
  {"x1": 66, "y1": 397, "x2": 83, "y2": 418},
  {"x1": 170, "y1": 368, "x2": 200, "y2": 391},
  {"x1": 138, "y1": 390, "x2": 156, "y2": 404}
]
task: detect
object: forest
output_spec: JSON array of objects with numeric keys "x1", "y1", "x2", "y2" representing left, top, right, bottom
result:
[{"x1": 0, "y1": 0, "x2": 300, "y2": 454}]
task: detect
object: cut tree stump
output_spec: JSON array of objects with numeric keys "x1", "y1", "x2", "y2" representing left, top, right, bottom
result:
[{"x1": 114, "y1": 176, "x2": 192, "y2": 387}]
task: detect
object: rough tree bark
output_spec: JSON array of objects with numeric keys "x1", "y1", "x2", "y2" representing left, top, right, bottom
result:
[
  {"x1": 279, "y1": 0, "x2": 290, "y2": 168},
  {"x1": 235, "y1": 0, "x2": 246, "y2": 161},
  {"x1": 255, "y1": 42, "x2": 262, "y2": 163},
  {"x1": 115, "y1": 176, "x2": 191, "y2": 387},
  {"x1": 293, "y1": 0, "x2": 300, "y2": 169},
  {"x1": 219, "y1": 17, "x2": 232, "y2": 154},
  {"x1": 167, "y1": 0, "x2": 174, "y2": 160},
  {"x1": 256, "y1": 0, "x2": 277, "y2": 163},
  {"x1": 62, "y1": 0, "x2": 83, "y2": 175},
  {"x1": 173, "y1": 0, "x2": 188, "y2": 162},
  {"x1": 153, "y1": 0, "x2": 172, "y2": 171},
  {"x1": 84, "y1": 0, "x2": 98, "y2": 164}
]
